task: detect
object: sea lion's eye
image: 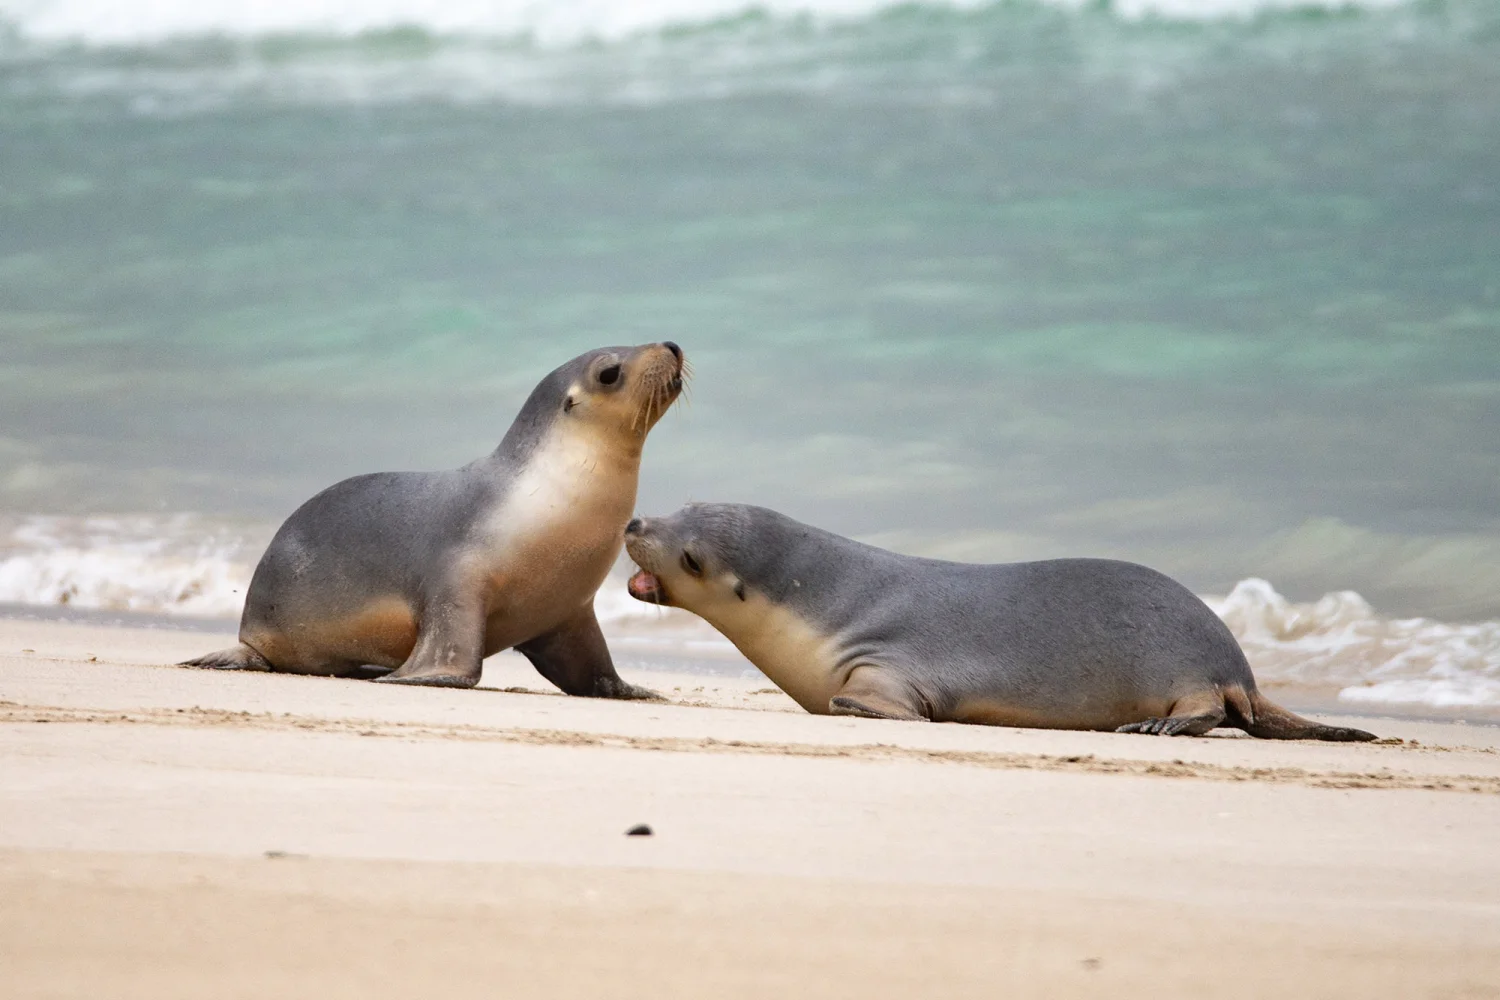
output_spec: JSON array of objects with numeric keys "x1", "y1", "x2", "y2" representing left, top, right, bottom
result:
[
  {"x1": 563, "y1": 396, "x2": 575, "y2": 413},
  {"x1": 598, "y1": 364, "x2": 622, "y2": 386},
  {"x1": 681, "y1": 550, "x2": 703, "y2": 576}
]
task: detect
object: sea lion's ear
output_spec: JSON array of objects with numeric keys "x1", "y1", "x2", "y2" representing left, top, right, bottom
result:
[{"x1": 734, "y1": 580, "x2": 746, "y2": 602}]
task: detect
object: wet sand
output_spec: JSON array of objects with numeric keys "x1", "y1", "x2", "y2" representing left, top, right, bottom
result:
[{"x1": 2, "y1": 618, "x2": 1498, "y2": 998}]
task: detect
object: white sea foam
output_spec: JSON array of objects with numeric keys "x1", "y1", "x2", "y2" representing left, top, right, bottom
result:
[
  {"x1": 0, "y1": 512, "x2": 734, "y2": 643},
  {"x1": 0, "y1": 0, "x2": 1411, "y2": 48},
  {"x1": 0, "y1": 514, "x2": 267, "y2": 619},
  {"x1": 0, "y1": 0, "x2": 1447, "y2": 113},
  {"x1": 1205, "y1": 578, "x2": 1500, "y2": 709},
  {"x1": 3, "y1": 514, "x2": 1496, "y2": 707}
]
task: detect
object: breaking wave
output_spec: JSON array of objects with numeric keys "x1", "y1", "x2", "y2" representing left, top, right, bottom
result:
[
  {"x1": 0, "y1": 0, "x2": 1416, "y2": 48},
  {"x1": 1, "y1": 0, "x2": 1480, "y2": 112},
  {"x1": 0, "y1": 513, "x2": 267, "y2": 619},
  {"x1": 1206, "y1": 578, "x2": 1500, "y2": 709}
]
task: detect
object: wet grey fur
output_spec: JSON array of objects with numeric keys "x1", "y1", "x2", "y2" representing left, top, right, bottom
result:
[
  {"x1": 182, "y1": 345, "x2": 670, "y2": 697},
  {"x1": 633, "y1": 503, "x2": 1376, "y2": 740},
  {"x1": 238, "y1": 354, "x2": 575, "y2": 644}
]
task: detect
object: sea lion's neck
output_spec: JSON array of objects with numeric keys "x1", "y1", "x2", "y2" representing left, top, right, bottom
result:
[
  {"x1": 693, "y1": 589, "x2": 846, "y2": 714},
  {"x1": 497, "y1": 420, "x2": 641, "y2": 531}
]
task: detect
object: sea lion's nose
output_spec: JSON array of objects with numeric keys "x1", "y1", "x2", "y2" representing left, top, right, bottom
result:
[
  {"x1": 662, "y1": 341, "x2": 682, "y2": 362},
  {"x1": 625, "y1": 517, "x2": 644, "y2": 536}
]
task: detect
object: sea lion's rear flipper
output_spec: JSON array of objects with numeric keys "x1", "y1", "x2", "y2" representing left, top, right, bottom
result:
[
  {"x1": 1235, "y1": 690, "x2": 1378, "y2": 742},
  {"x1": 516, "y1": 607, "x2": 657, "y2": 700},
  {"x1": 1115, "y1": 689, "x2": 1225, "y2": 736},
  {"x1": 829, "y1": 666, "x2": 928, "y2": 721},
  {"x1": 179, "y1": 643, "x2": 272, "y2": 671}
]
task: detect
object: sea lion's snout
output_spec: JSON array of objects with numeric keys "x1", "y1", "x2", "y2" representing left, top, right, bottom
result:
[
  {"x1": 623, "y1": 341, "x2": 687, "y2": 423},
  {"x1": 571, "y1": 343, "x2": 686, "y2": 436},
  {"x1": 625, "y1": 517, "x2": 645, "y2": 536},
  {"x1": 628, "y1": 568, "x2": 667, "y2": 605},
  {"x1": 660, "y1": 341, "x2": 685, "y2": 392}
]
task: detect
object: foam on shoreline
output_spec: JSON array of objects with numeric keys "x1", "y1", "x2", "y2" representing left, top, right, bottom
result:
[
  {"x1": 0, "y1": 0, "x2": 1415, "y2": 49},
  {"x1": 4, "y1": 513, "x2": 1496, "y2": 708}
]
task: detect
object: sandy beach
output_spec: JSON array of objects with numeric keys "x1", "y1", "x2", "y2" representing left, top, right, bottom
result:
[{"x1": 2, "y1": 615, "x2": 1499, "y2": 999}]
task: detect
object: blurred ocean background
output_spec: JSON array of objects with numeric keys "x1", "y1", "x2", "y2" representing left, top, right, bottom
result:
[{"x1": 1, "y1": 0, "x2": 1497, "y2": 710}]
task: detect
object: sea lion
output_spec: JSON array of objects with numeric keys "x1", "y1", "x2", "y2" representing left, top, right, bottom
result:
[
  {"x1": 623, "y1": 503, "x2": 1376, "y2": 740},
  {"x1": 182, "y1": 342, "x2": 685, "y2": 695}
]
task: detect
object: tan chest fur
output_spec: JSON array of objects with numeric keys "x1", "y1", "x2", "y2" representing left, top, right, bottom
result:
[
  {"x1": 481, "y1": 421, "x2": 638, "y2": 641},
  {"x1": 698, "y1": 590, "x2": 847, "y2": 714}
]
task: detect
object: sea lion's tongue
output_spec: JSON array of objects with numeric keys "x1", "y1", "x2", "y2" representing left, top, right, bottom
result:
[{"x1": 628, "y1": 569, "x2": 664, "y2": 603}]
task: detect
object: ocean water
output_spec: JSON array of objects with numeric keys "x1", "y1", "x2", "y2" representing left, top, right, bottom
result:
[{"x1": 1, "y1": 0, "x2": 1498, "y2": 709}]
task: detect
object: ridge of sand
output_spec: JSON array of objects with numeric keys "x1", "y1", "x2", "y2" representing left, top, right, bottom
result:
[{"x1": 6, "y1": 701, "x2": 1500, "y2": 794}]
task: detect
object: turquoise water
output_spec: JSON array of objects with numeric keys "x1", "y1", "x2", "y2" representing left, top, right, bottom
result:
[{"x1": 1, "y1": 0, "x2": 1498, "y2": 620}]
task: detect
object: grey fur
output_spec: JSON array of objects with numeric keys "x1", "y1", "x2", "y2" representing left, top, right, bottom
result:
[
  {"x1": 625, "y1": 503, "x2": 1376, "y2": 740},
  {"x1": 183, "y1": 343, "x2": 684, "y2": 695}
]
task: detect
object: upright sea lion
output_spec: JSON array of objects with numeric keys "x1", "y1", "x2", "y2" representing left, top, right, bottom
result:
[
  {"x1": 182, "y1": 342, "x2": 686, "y2": 694},
  {"x1": 623, "y1": 503, "x2": 1376, "y2": 740}
]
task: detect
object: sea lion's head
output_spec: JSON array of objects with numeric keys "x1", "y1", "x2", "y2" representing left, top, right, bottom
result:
[
  {"x1": 556, "y1": 341, "x2": 686, "y2": 442},
  {"x1": 505, "y1": 342, "x2": 686, "y2": 460},
  {"x1": 626, "y1": 504, "x2": 844, "y2": 714},
  {"x1": 623, "y1": 503, "x2": 761, "y2": 611}
]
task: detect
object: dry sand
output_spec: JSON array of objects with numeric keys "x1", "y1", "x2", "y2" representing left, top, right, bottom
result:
[{"x1": 2, "y1": 617, "x2": 1498, "y2": 998}]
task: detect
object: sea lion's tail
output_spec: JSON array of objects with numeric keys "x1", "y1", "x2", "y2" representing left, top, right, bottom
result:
[
  {"x1": 179, "y1": 643, "x2": 272, "y2": 672},
  {"x1": 1224, "y1": 686, "x2": 1377, "y2": 742}
]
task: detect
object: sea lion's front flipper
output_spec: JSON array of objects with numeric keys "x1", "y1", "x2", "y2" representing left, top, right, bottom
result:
[
  {"x1": 829, "y1": 666, "x2": 928, "y2": 722},
  {"x1": 1115, "y1": 689, "x2": 1225, "y2": 737},
  {"x1": 516, "y1": 606, "x2": 657, "y2": 700},
  {"x1": 375, "y1": 593, "x2": 485, "y2": 689}
]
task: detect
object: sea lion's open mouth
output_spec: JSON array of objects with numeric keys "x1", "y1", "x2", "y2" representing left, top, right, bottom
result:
[{"x1": 628, "y1": 569, "x2": 667, "y2": 605}]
